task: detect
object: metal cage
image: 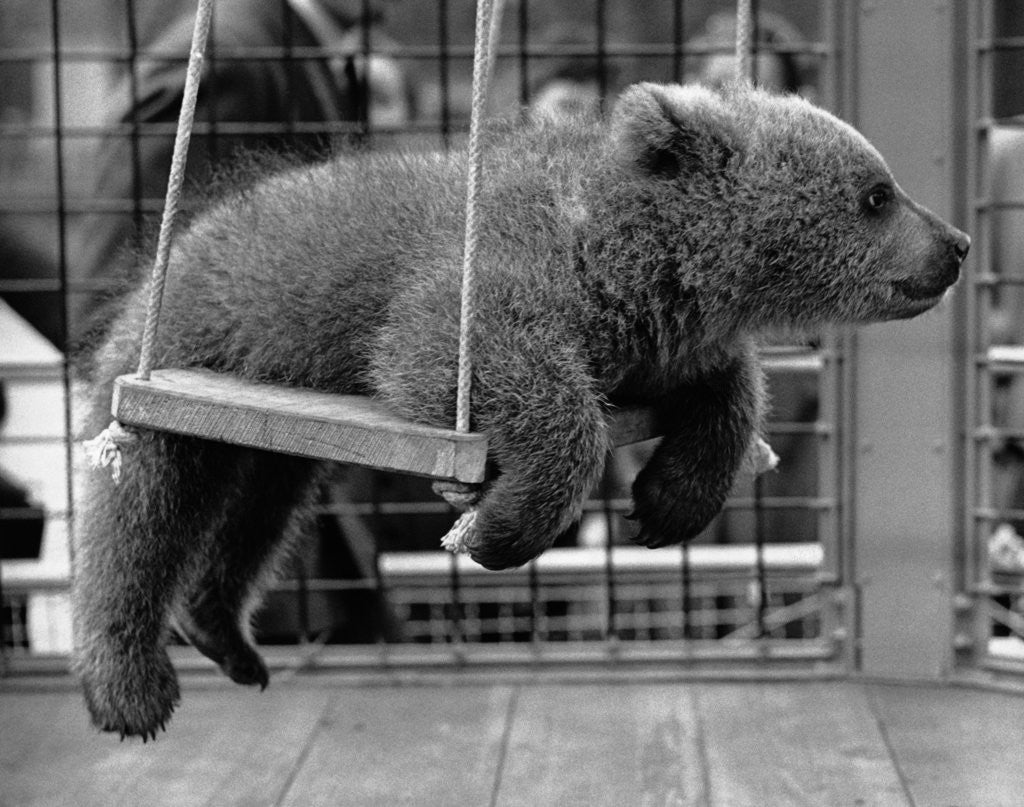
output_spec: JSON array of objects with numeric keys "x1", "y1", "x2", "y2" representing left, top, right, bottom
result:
[{"x1": 4, "y1": 0, "x2": 1010, "y2": 691}]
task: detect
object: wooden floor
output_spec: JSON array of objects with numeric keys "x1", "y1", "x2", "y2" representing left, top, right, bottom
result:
[{"x1": 3, "y1": 673, "x2": 1024, "y2": 806}]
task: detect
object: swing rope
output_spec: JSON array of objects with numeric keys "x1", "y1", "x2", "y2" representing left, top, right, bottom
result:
[
  {"x1": 138, "y1": 0, "x2": 214, "y2": 380},
  {"x1": 437, "y1": 0, "x2": 501, "y2": 553},
  {"x1": 83, "y1": 0, "x2": 214, "y2": 478},
  {"x1": 455, "y1": 0, "x2": 498, "y2": 436}
]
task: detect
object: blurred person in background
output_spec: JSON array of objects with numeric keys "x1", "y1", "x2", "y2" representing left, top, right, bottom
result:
[
  {"x1": 684, "y1": 8, "x2": 817, "y2": 99},
  {"x1": 525, "y1": 24, "x2": 619, "y2": 123},
  {"x1": 70, "y1": 0, "x2": 408, "y2": 352}
]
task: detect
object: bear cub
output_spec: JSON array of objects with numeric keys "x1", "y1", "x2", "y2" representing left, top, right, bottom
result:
[{"x1": 74, "y1": 82, "x2": 969, "y2": 738}]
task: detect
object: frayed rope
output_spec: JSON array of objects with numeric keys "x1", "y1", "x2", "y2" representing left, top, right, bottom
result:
[
  {"x1": 433, "y1": 481, "x2": 482, "y2": 555},
  {"x1": 440, "y1": 510, "x2": 478, "y2": 555},
  {"x1": 82, "y1": 421, "x2": 138, "y2": 484},
  {"x1": 745, "y1": 435, "x2": 780, "y2": 475}
]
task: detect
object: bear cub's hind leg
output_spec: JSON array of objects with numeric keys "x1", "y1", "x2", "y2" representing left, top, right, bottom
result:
[
  {"x1": 74, "y1": 434, "x2": 246, "y2": 739},
  {"x1": 171, "y1": 451, "x2": 324, "y2": 689}
]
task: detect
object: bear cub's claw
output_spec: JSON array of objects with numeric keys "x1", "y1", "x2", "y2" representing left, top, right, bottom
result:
[{"x1": 173, "y1": 610, "x2": 270, "y2": 689}]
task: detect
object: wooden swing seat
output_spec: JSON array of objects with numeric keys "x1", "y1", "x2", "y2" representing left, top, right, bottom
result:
[{"x1": 112, "y1": 368, "x2": 662, "y2": 484}]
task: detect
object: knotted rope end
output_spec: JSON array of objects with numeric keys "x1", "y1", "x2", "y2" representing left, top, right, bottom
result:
[
  {"x1": 744, "y1": 435, "x2": 780, "y2": 476},
  {"x1": 441, "y1": 510, "x2": 478, "y2": 555},
  {"x1": 82, "y1": 421, "x2": 138, "y2": 484}
]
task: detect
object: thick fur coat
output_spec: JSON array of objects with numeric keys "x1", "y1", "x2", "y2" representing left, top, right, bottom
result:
[{"x1": 74, "y1": 82, "x2": 969, "y2": 738}]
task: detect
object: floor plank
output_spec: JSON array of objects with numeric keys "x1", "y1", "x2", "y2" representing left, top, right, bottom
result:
[
  {"x1": 5, "y1": 677, "x2": 1024, "y2": 807},
  {"x1": 0, "y1": 683, "x2": 333, "y2": 807},
  {"x1": 494, "y1": 683, "x2": 707, "y2": 807},
  {"x1": 696, "y1": 681, "x2": 909, "y2": 807},
  {"x1": 867, "y1": 682, "x2": 1024, "y2": 807},
  {"x1": 278, "y1": 683, "x2": 514, "y2": 806}
]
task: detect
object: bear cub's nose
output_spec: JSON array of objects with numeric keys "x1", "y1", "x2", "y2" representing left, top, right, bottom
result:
[{"x1": 952, "y1": 230, "x2": 971, "y2": 262}]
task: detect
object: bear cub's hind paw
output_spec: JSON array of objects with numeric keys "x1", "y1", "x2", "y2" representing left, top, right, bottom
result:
[
  {"x1": 79, "y1": 647, "x2": 180, "y2": 741},
  {"x1": 173, "y1": 608, "x2": 270, "y2": 689}
]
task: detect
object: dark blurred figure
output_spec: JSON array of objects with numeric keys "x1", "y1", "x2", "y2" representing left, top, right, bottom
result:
[{"x1": 69, "y1": 0, "x2": 405, "y2": 353}]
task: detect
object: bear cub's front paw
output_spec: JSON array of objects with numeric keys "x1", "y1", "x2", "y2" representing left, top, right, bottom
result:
[{"x1": 628, "y1": 472, "x2": 727, "y2": 548}]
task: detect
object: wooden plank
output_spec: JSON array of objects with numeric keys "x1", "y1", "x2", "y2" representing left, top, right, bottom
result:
[
  {"x1": 494, "y1": 684, "x2": 707, "y2": 806},
  {"x1": 0, "y1": 683, "x2": 333, "y2": 807},
  {"x1": 279, "y1": 684, "x2": 514, "y2": 806},
  {"x1": 111, "y1": 369, "x2": 665, "y2": 483},
  {"x1": 696, "y1": 682, "x2": 909, "y2": 806},
  {"x1": 607, "y1": 406, "x2": 662, "y2": 446},
  {"x1": 867, "y1": 682, "x2": 1024, "y2": 807},
  {"x1": 113, "y1": 369, "x2": 488, "y2": 483}
]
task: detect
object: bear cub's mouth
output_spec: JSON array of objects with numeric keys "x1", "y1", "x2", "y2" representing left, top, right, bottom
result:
[
  {"x1": 893, "y1": 278, "x2": 952, "y2": 301},
  {"x1": 893, "y1": 262, "x2": 961, "y2": 302}
]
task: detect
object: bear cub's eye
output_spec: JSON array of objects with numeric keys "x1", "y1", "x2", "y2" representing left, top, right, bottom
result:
[{"x1": 862, "y1": 184, "x2": 894, "y2": 216}]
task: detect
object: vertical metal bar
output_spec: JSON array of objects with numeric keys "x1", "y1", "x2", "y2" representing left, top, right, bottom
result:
[
  {"x1": 359, "y1": 0, "x2": 372, "y2": 142},
  {"x1": 528, "y1": 561, "x2": 539, "y2": 644},
  {"x1": 593, "y1": 0, "x2": 613, "y2": 644},
  {"x1": 671, "y1": 0, "x2": 686, "y2": 83},
  {"x1": 817, "y1": 345, "x2": 839, "y2": 580},
  {"x1": 832, "y1": 0, "x2": 862, "y2": 674},
  {"x1": 295, "y1": 555, "x2": 311, "y2": 643},
  {"x1": 753, "y1": 473, "x2": 769, "y2": 638},
  {"x1": 205, "y1": 3, "x2": 219, "y2": 165},
  {"x1": 811, "y1": 0, "x2": 850, "y2": 667},
  {"x1": 595, "y1": 0, "x2": 608, "y2": 109},
  {"x1": 49, "y1": 0, "x2": 75, "y2": 578},
  {"x1": 125, "y1": 0, "x2": 144, "y2": 236},
  {"x1": 447, "y1": 551, "x2": 465, "y2": 649},
  {"x1": 816, "y1": 340, "x2": 844, "y2": 653},
  {"x1": 750, "y1": 0, "x2": 760, "y2": 85},
  {"x1": 680, "y1": 543, "x2": 692, "y2": 640},
  {"x1": 964, "y1": 0, "x2": 993, "y2": 666},
  {"x1": 363, "y1": 477, "x2": 389, "y2": 654},
  {"x1": 516, "y1": 0, "x2": 529, "y2": 111},
  {"x1": 281, "y1": 0, "x2": 298, "y2": 137},
  {"x1": 818, "y1": 0, "x2": 839, "y2": 113},
  {"x1": 603, "y1": 496, "x2": 617, "y2": 643},
  {"x1": 437, "y1": 0, "x2": 451, "y2": 149}
]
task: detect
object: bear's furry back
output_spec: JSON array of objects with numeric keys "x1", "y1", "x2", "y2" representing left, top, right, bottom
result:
[{"x1": 88, "y1": 118, "x2": 607, "y2": 434}]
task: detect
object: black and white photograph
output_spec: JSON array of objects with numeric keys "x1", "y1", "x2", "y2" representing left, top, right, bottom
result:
[{"x1": 2, "y1": 1, "x2": 1023, "y2": 804}]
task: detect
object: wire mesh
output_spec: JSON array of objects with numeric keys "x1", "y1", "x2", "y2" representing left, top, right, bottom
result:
[{"x1": 1, "y1": 0, "x2": 842, "y2": 672}]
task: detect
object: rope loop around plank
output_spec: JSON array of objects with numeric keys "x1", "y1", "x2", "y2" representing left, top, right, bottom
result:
[{"x1": 438, "y1": 0, "x2": 501, "y2": 553}]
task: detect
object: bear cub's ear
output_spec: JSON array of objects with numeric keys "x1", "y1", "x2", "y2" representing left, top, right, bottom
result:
[{"x1": 611, "y1": 82, "x2": 745, "y2": 178}]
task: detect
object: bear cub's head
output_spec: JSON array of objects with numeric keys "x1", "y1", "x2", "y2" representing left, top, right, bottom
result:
[{"x1": 607, "y1": 82, "x2": 969, "y2": 330}]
